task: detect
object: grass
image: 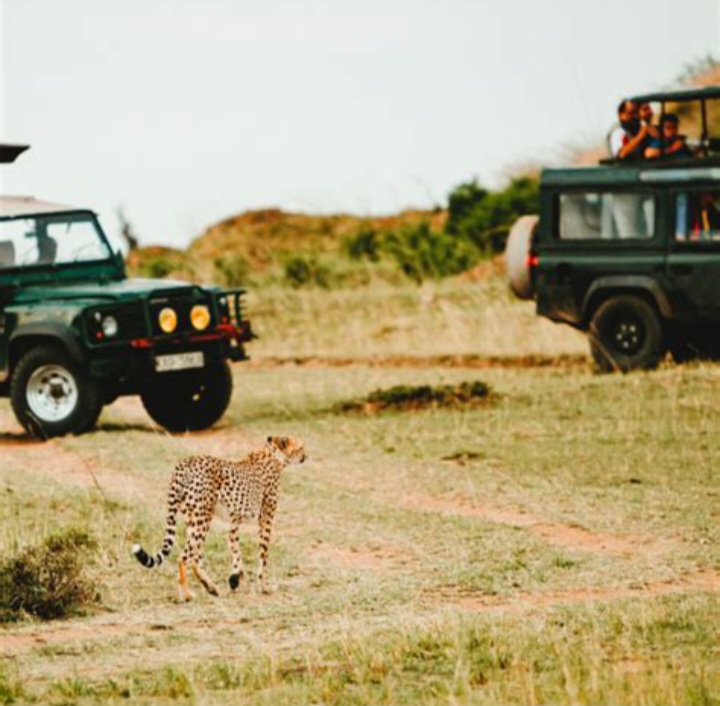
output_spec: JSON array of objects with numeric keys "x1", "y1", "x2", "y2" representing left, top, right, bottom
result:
[
  {"x1": 245, "y1": 277, "x2": 587, "y2": 359},
  {"x1": 0, "y1": 278, "x2": 717, "y2": 704}
]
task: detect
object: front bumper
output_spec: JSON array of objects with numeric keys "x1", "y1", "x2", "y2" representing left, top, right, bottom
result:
[
  {"x1": 84, "y1": 287, "x2": 255, "y2": 392},
  {"x1": 87, "y1": 324, "x2": 254, "y2": 395}
]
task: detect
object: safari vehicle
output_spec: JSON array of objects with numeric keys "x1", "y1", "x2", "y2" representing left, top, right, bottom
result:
[
  {"x1": 506, "y1": 85, "x2": 720, "y2": 372},
  {"x1": 0, "y1": 144, "x2": 253, "y2": 438}
]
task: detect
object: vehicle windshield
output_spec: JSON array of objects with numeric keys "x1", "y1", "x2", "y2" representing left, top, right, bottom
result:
[{"x1": 0, "y1": 213, "x2": 112, "y2": 270}]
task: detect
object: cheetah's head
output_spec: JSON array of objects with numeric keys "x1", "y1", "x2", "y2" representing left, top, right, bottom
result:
[{"x1": 267, "y1": 436, "x2": 307, "y2": 466}]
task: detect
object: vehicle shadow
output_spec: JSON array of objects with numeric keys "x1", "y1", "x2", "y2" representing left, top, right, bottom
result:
[
  {"x1": 0, "y1": 432, "x2": 41, "y2": 445},
  {"x1": 94, "y1": 422, "x2": 157, "y2": 434}
]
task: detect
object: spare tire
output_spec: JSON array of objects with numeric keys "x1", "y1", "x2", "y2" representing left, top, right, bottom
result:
[{"x1": 504, "y1": 215, "x2": 539, "y2": 300}]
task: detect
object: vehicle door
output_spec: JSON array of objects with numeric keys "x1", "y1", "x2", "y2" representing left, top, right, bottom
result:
[
  {"x1": 537, "y1": 187, "x2": 664, "y2": 324},
  {"x1": 0, "y1": 218, "x2": 35, "y2": 379},
  {"x1": 667, "y1": 185, "x2": 720, "y2": 321}
]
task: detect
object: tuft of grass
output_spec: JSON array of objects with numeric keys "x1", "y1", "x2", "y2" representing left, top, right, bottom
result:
[
  {"x1": 0, "y1": 667, "x2": 26, "y2": 705},
  {"x1": 338, "y1": 380, "x2": 491, "y2": 413},
  {"x1": 0, "y1": 527, "x2": 100, "y2": 622}
]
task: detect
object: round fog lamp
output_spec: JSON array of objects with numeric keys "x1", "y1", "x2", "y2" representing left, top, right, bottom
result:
[
  {"x1": 158, "y1": 307, "x2": 178, "y2": 333},
  {"x1": 190, "y1": 304, "x2": 211, "y2": 331},
  {"x1": 101, "y1": 315, "x2": 118, "y2": 337}
]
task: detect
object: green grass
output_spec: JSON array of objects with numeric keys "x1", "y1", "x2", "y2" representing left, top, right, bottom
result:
[{"x1": 0, "y1": 280, "x2": 717, "y2": 705}]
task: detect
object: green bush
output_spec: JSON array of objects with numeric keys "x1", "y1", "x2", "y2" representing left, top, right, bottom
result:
[
  {"x1": 446, "y1": 176, "x2": 540, "y2": 255},
  {"x1": 383, "y1": 221, "x2": 481, "y2": 283},
  {"x1": 214, "y1": 253, "x2": 251, "y2": 287},
  {"x1": 0, "y1": 528, "x2": 100, "y2": 622},
  {"x1": 134, "y1": 252, "x2": 193, "y2": 280},
  {"x1": 344, "y1": 226, "x2": 382, "y2": 262},
  {"x1": 283, "y1": 255, "x2": 332, "y2": 288}
]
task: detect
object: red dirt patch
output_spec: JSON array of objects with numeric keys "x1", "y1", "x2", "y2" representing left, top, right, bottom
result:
[
  {"x1": 425, "y1": 569, "x2": 720, "y2": 613},
  {"x1": 247, "y1": 354, "x2": 589, "y2": 370},
  {"x1": 402, "y1": 495, "x2": 672, "y2": 556}
]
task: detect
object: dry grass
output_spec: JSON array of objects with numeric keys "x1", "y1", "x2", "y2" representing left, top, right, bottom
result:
[
  {"x1": 0, "y1": 281, "x2": 717, "y2": 705},
  {"x1": 247, "y1": 278, "x2": 587, "y2": 359}
]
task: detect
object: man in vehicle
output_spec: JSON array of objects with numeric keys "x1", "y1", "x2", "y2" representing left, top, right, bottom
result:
[
  {"x1": 608, "y1": 100, "x2": 650, "y2": 160},
  {"x1": 639, "y1": 102, "x2": 659, "y2": 140}
]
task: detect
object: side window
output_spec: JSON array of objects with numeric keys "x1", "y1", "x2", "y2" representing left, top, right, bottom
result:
[
  {"x1": 46, "y1": 219, "x2": 108, "y2": 263},
  {"x1": 675, "y1": 190, "x2": 720, "y2": 242},
  {"x1": 0, "y1": 218, "x2": 39, "y2": 268},
  {"x1": 559, "y1": 192, "x2": 655, "y2": 240}
]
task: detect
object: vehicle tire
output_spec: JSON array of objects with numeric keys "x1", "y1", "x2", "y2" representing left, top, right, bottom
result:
[
  {"x1": 10, "y1": 344, "x2": 101, "y2": 439},
  {"x1": 141, "y1": 361, "x2": 233, "y2": 432},
  {"x1": 76, "y1": 398, "x2": 104, "y2": 434},
  {"x1": 668, "y1": 325, "x2": 720, "y2": 363},
  {"x1": 588, "y1": 295, "x2": 665, "y2": 373},
  {"x1": 504, "y1": 215, "x2": 539, "y2": 300}
]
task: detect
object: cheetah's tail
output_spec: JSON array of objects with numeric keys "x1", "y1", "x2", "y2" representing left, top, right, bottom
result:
[
  {"x1": 132, "y1": 509, "x2": 180, "y2": 570},
  {"x1": 131, "y1": 542, "x2": 173, "y2": 568}
]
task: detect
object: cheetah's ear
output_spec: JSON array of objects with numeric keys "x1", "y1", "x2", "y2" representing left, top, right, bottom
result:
[
  {"x1": 267, "y1": 436, "x2": 274, "y2": 446},
  {"x1": 278, "y1": 436, "x2": 289, "y2": 450}
]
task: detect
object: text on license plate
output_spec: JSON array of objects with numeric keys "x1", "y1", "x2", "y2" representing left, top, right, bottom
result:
[{"x1": 155, "y1": 351, "x2": 205, "y2": 372}]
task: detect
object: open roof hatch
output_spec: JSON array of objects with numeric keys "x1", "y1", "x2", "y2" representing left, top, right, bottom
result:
[{"x1": 0, "y1": 144, "x2": 30, "y2": 164}]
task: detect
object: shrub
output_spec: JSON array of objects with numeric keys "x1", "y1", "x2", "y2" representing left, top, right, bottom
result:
[
  {"x1": 446, "y1": 176, "x2": 540, "y2": 255},
  {"x1": 132, "y1": 251, "x2": 193, "y2": 280},
  {"x1": 339, "y1": 380, "x2": 491, "y2": 413},
  {"x1": 383, "y1": 221, "x2": 481, "y2": 283},
  {"x1": 214, "y1": 253, "x2": 251, "y2": 287},
  {"x1": 344, "y1": 227, "x2": 382, "y2": 262},
  {"x1": 0, "y1": 528, "x2": 100, "y2": 622},
  {"x1": 283, "y1": 255, "x2": 332, "y2": 288}
]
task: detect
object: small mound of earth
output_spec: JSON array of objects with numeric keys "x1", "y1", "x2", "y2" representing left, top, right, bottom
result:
[{"x1": 338, "y1": 381, "x2": 492, "y2": 414}]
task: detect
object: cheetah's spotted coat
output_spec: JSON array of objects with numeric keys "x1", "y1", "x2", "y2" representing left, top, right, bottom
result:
[{"x1": 132, "y1": 436, "x2": 307, "y2": 600}]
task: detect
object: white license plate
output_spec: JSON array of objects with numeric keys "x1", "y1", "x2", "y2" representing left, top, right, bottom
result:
[{"x1": 155, "y1": 351, "x2": 205, "y2": 372}]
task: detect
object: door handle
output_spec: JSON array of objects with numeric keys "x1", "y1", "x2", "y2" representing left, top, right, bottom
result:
[{"x1": 669, "y1": 263, "x2": 693, "y2": 275}]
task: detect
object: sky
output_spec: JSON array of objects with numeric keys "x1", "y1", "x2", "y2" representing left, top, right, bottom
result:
[{"x1": 1, "y1": 0, "x2": 718, "y2": 249}]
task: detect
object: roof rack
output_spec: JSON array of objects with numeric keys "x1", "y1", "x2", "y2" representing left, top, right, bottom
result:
[
  {"x1": 604, "y1": 85, "x2": 719, "y2": 165},
  {"x1": 629, "y1": 85, "x2": 720, "y2": 103},
  {"x1": 0, "y1": 144, "x2": 30, "y2": 164}
]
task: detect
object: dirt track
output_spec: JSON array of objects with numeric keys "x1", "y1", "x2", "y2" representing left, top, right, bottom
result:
[{"x1": 247, "y1": 353, "x2": 590, "y2": 370}]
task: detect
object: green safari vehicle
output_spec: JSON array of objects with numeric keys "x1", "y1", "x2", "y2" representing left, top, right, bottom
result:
[
  {"x1": 505, "y1": 85, "x2": 720, "y2": 371},
  {"x1": 0, "y1": 144, "x2": 253, "y2": 438}
]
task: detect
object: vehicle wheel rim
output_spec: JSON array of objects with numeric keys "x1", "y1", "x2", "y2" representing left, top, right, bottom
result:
[
  {"x1": 612, "y1": 316, "x2": 645, "y2": 355},
  {"x1": 26, "y1": 364, "x2": 79, "y2": 422}
]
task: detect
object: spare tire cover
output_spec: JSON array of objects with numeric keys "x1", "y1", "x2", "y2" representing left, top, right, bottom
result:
[{"x1": 504, "y1": 215, "x2": 539, "y2": 300}]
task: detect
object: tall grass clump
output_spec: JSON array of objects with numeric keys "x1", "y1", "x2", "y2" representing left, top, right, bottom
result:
[{"x1": 0, "y1": 528, "x2": 100, "y2": 622}]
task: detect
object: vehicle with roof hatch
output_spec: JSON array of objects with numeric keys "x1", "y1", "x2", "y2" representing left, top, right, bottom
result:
[
  {"x1": 0, "y1": 144, "x2": 254, "y2": 438},
  {"x1": 505, "y1": 85, "x2": 720, "y2": 372}
]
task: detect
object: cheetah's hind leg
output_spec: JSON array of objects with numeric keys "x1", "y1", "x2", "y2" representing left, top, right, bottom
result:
[
  {"x1": 191, "y1": 559, "x2": 220, "y2": 597},
  {"x1": 228, "y1": 521, "x2": 245, "y2": 592},
  {"x1": 179, "y1": 518, "x2": 218, "y2": 599}
]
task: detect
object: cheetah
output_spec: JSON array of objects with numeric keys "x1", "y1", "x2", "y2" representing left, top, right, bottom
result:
[{"x1": 132, "y1": 435, "x2": 307, "y2": 601}]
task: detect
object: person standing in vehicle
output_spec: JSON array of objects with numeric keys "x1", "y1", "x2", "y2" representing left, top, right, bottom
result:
[
  {"x1": 639, "y1": 102, "x2": 659, "y2": 140},
  {"x1": 608, "y1": 100, "x2": 649, "y2": 160},
  {"x1": 644, "y1": 113, "x2": 692, "y2": 159}
]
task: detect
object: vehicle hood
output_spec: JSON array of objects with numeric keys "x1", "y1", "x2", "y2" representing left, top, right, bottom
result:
[{"x1": 9, "y1": 278, "x2": 204, "y2": 306}]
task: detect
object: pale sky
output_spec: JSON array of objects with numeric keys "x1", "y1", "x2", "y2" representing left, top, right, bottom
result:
[{"x1": 1, "y1": 0, "x2": 719, "y2": 249}]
